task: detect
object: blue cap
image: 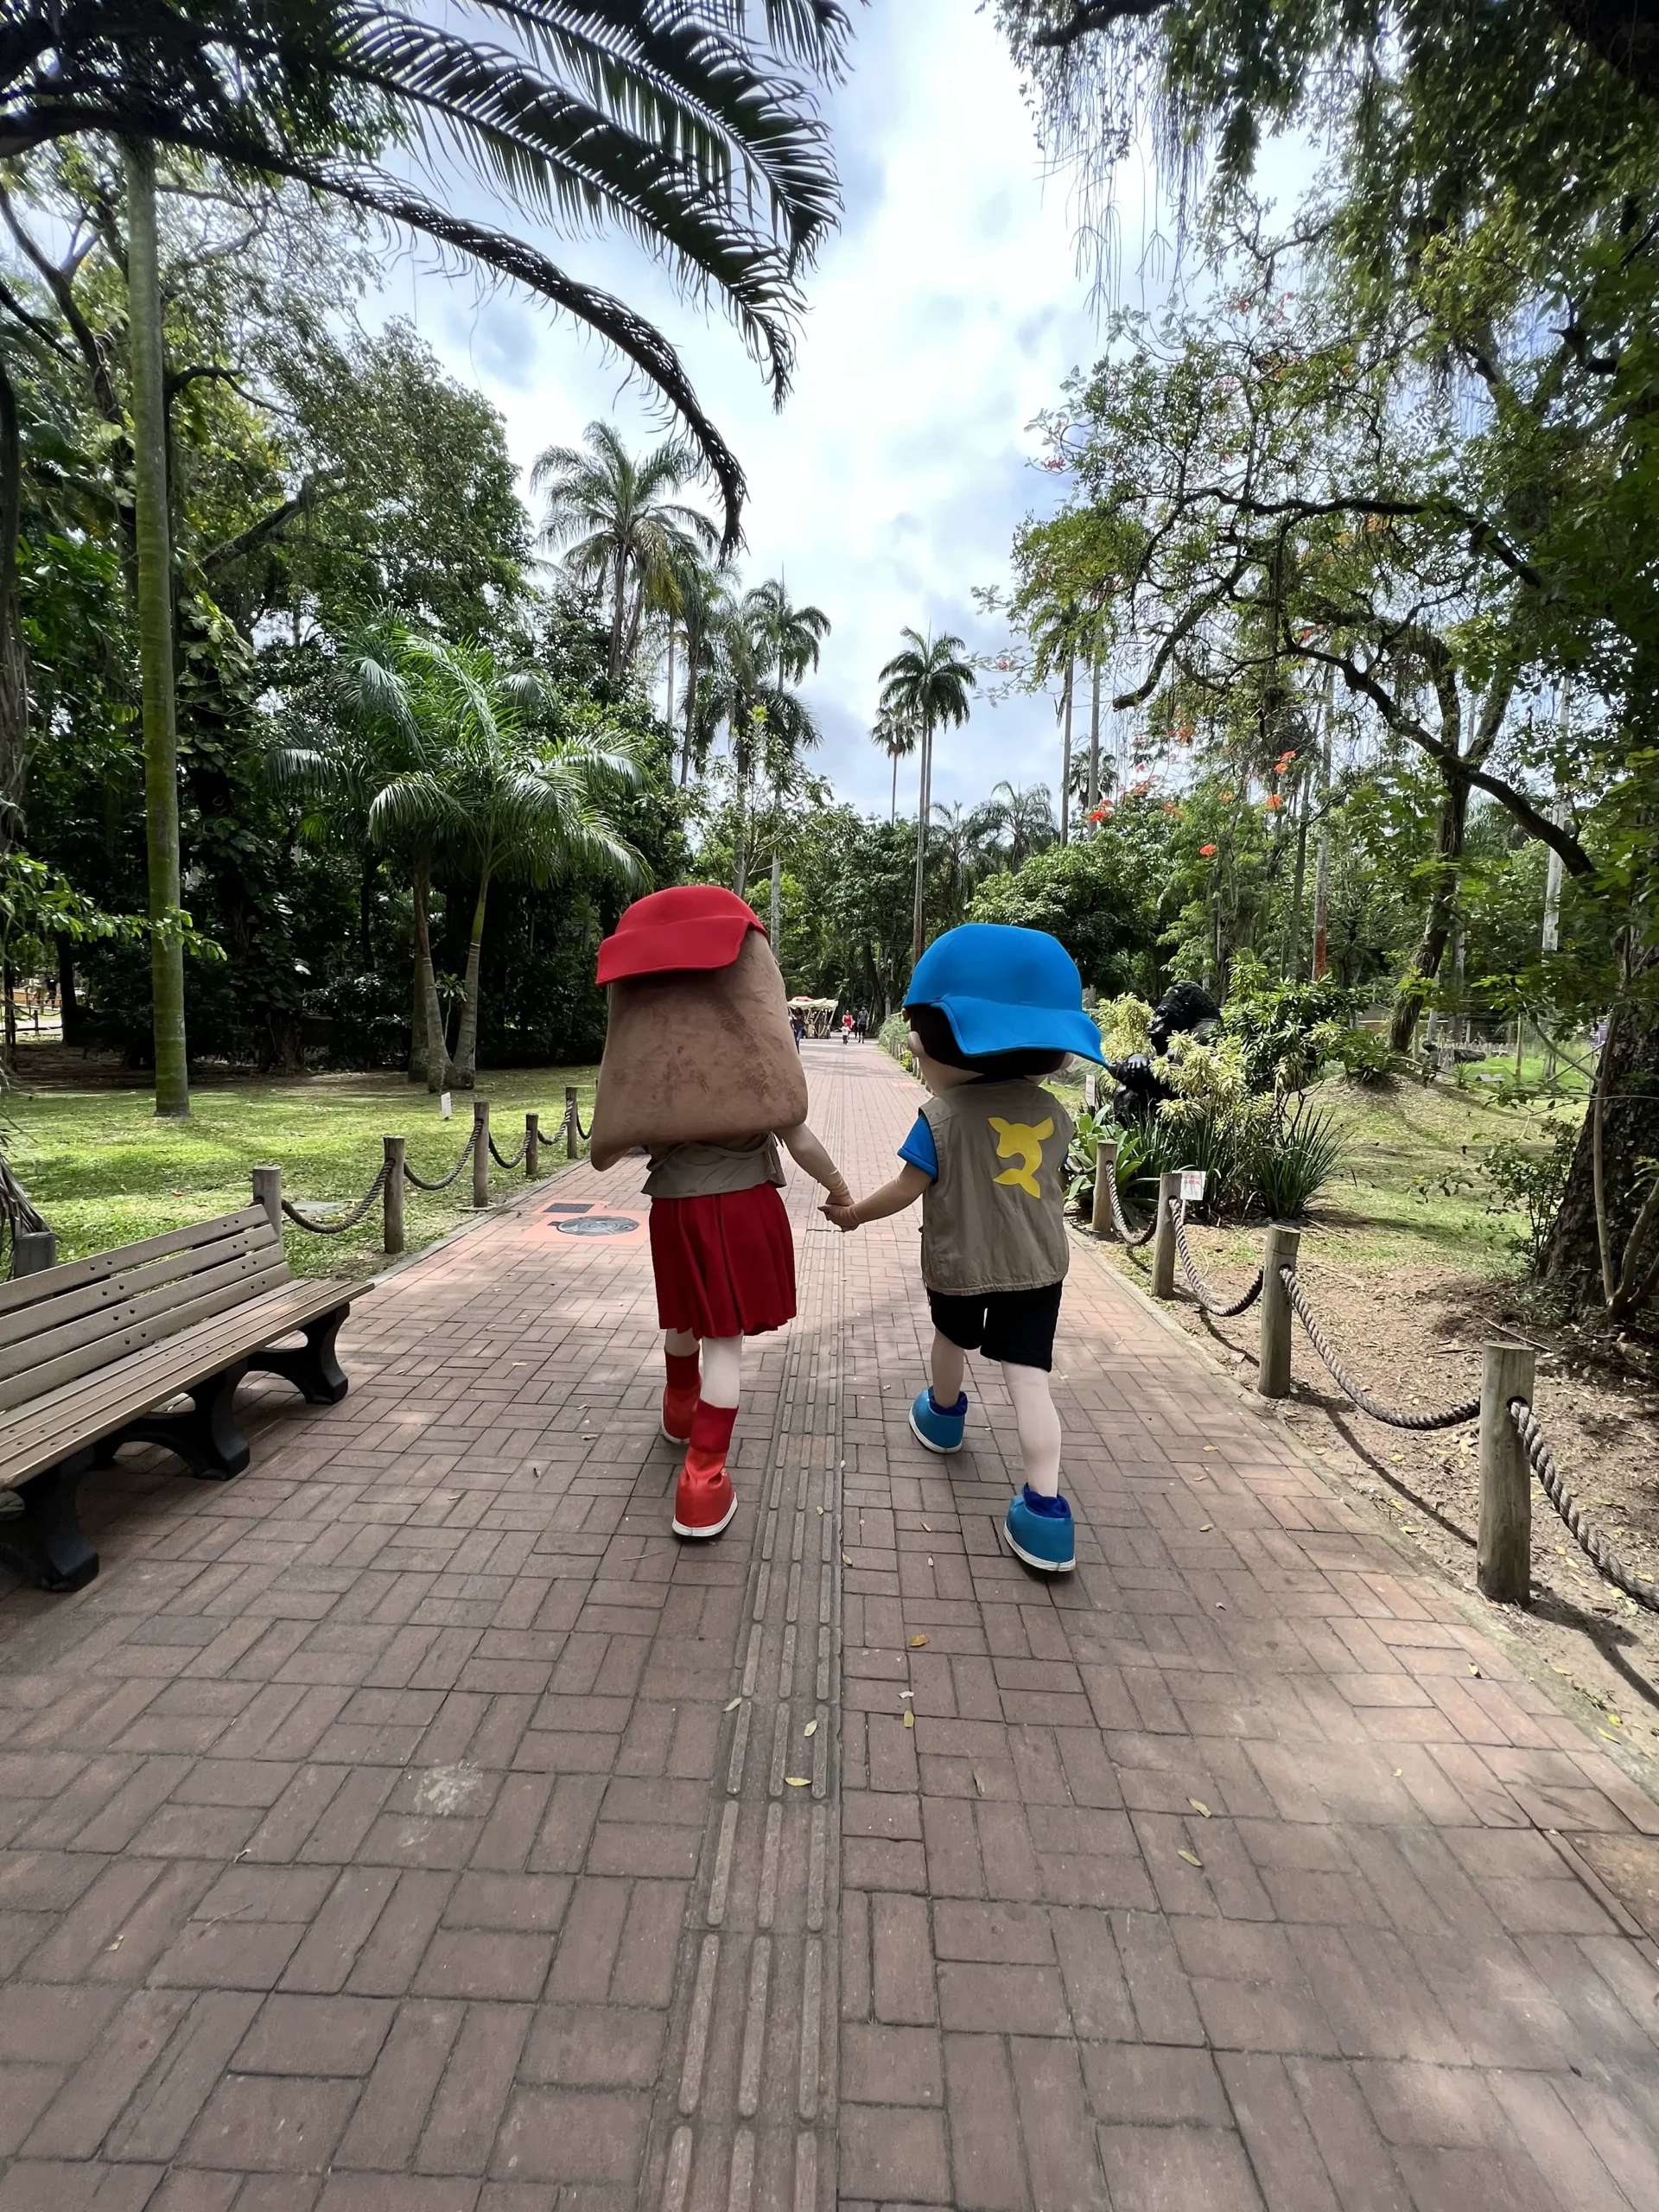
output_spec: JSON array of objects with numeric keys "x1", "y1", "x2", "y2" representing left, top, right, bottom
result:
[{"x1": 906, "y1": 924, "x2": 1105, "y2": 1064}]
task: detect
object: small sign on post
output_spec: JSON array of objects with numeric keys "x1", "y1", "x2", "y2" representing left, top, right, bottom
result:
[
  {"x1": 440, "y1": 1091, "x2": 453, "y2": 1121},
  {"x1": 1179, "y1": 1167, "x2": 1207, "y2": 1205},
  {"x1": 1084, "y1": 1071, "x2": 1097, "y2": 1111}
]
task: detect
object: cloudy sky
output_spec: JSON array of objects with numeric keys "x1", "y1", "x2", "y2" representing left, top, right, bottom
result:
[{"x1": 378, "y1": 0, "x2": 1149, "y2": 817}]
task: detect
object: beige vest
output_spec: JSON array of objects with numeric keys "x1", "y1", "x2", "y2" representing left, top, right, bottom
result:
[
  {"x1": 644, "y1": 1134, "x2": 785, "y2": 1198},
  {"x1": 918, "y1": 1079, "x2": 1072, "y2": 1296}
]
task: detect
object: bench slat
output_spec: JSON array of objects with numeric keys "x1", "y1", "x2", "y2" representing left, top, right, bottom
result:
[
  {"x1": 0, "y1": 1259, "x2": 297, "y2": 1415},
  {"x1": 0, "y1": 1206, "x2": 276, "y2": 1332},
  {"x1": 0, "y1": 1237, "x2": 280, "y2": 1394},
  {"x1": 0, "y1": 1276, "x2": 354, "y2": 1491}
]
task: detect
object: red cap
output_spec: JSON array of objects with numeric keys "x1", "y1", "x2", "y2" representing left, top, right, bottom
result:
[{"x1": 595, "y1": 886, "x2": 765, "y2": 985}]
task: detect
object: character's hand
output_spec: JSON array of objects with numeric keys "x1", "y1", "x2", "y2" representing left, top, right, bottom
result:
[{"x1": 822, "y1": 1201, "x2": 860, "y2": 1232}]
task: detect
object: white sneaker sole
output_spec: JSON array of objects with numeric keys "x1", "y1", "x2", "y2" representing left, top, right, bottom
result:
[
  {"x1": 1002, "y1": 1522, "x2": 1075, "y2": 1574},
  {"x1": 908, "y1": 1407, "x2": 963, "y2": 1454},
  {"x1": 672, "y1": 1494, "x2": 738, "y2": 1540}
]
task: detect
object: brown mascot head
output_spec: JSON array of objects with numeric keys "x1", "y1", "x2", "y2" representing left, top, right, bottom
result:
[{"x1": 588, "y1": 887, "x2": 809, "y2": 1171}]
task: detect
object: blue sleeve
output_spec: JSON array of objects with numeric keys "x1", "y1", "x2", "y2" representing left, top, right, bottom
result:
[{"x1": 898, "y1": 1111, "x2": 938, "y2": 1180}]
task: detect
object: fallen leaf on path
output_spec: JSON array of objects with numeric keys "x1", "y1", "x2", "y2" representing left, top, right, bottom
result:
[
  {"x1": 1188, "y1": 1799, "x2": 1211, "y2": 1818},
  {"x1": 903, "y1": 1711, "x2": 914, "y2": 1729},
  {"x1": 842, "y1": 1554, "x2": 852, "y2": 1566},
  {"x1": 724, "y1": 1697, "x2": 742, "y2": 1713},
  {"x1": 972, "y1": 1771, "x2": 985, "y2": 1797},
  {"x1": 804, "y1": 1722, "x2": 817, "y2": 1738},
  {"x1": 1199, "y1": 1523, "x2": 1213, "y2": 1532},
  {"x1": 909, "y1": 1635, "x2": 929, "y2": 1648},
  {"x1": 1468, "y1": 1664, "x2": 1482, "y2": 1677},
  {"x1": 785, "y1": 1777, "x2": 810, "y2": 1787},
  {"x1": 1178, "y1": 1849, "x2": 1203, "y2": 1868}
]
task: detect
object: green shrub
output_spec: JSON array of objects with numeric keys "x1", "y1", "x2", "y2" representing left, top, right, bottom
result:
[
  {"x1": 1484, "y1": 1122, "x2": 1578, "y2": 1269},
  {"x1": 1329, "y1": 1027, "x2": 1398, "y2": 1085},
  {"x1": 1223, "y1": 957, "x2": 1370, "y2": 1094},
  {"x1": 878, "y1": 1014, "x2": 912, "y2": 1064},
  {"x1": 1248, "y1": 1100, "x2": 1347, "y2": 1218}
]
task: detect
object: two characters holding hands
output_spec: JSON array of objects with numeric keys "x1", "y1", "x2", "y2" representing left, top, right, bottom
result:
[{"x1": 589, "y1": 890, "x2": 1104, "y2": 1572}]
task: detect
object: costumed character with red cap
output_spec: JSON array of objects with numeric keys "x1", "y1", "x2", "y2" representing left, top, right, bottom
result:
[{"x1": 590, "y1": 887, "x2": 853, "y2": 1539}]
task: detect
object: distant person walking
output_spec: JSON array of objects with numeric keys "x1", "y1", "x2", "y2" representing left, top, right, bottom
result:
[{"x1": 842, "y1": 1011, "x2": 854, "y2": 1044}]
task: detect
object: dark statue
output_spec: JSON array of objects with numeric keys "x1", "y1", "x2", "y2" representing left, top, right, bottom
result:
[{"x1": 1104, "y1": 982, "x2": 1223, "y2": 1124}]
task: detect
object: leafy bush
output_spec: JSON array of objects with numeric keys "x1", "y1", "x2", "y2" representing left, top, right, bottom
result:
[
  {"x1": 1328, "y1": 1027, "x2": 1398, "y2": 1084},
  {"x1": 878, "y1": 1014, "x2": 912, "y2": 1063},
  {"x1": 1222, "y1": 957, "x2": 1370, "y2": 1094},
  {"x1": 1065, "y1": 1104, "x2": 1107, "y2": 1213},
  {"x1": 1484, "y1": 1122, "x2": 1578, "y2": 1269},
  {"x1": 1094, "y1": 992, "x2": 1154, "y2": 1063},
  {"x1": 1248, "y1": 1100, "x2": 1347, "y2": 1218}
]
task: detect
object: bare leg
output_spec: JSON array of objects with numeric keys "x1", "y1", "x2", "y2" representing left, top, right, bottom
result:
[
  {"x1": 1002, "y1": 1362, "x2": 1062, "y2": 1497},
  {"x1": 700, "y1": 1335, "x2": 742, "y2": 1408},
  {"x1": 930, "y1": 1331, "x2": 965, "y2": 1408}
]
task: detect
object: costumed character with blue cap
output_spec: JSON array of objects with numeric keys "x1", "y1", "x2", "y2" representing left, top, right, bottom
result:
[
  {"x1": 826, "y1": 924, "x2": 1105, "y2": 1572},
  {"x1": 590, "y1": 886, "x2": 853, "y2": 1541}
]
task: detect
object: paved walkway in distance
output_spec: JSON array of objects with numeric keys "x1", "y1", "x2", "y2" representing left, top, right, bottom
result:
[{"x1": 1, "y1": 1042, "x2": 1657, "y2": 2212}]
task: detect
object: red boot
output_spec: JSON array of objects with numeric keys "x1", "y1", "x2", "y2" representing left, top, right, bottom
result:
[
  {"x1": 673, "y1": 1402, "x2": 738, "y2": 1539},
  {"x1": 662, "y1": 1349, "x2": 700, "y2": 1444}
]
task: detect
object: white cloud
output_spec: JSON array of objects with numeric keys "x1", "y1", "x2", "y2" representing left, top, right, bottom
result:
[{"x1": 391, "y1": 0, "x2": 1137, "y2": 817}]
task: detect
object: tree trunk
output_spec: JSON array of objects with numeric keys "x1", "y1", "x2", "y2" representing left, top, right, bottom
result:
[
  {"x1": 451, "y1": 871, "x2": 489, "y2": 1087},
  {"x1": 770, "y1": 849, "x2": 782, "y2": 957},
  {"x1": 911, "y1": 721, "x2": 933, "y2": 965},
  {"x1": 664, "y1": 625, "x2": 675, "y2": 738},
  {"x1": 57, "y1": 938, "x2": 85, "y2": 1046},
  {"x1": 1543, "y1": 938, "x2": 1659, "y2": 1314},
  {"x1": 409, "y1": 959, "x2": 428, "y2": 1084},
  {"x1": 890, "y1": 750, "x2": 899, "y2": 824},
  {"x1": 1287, "y1": 769, "x2": 1310, "y2": 978},
  {"x1": 1087, "y1": 651, "x2": 1102, "y2": 813},
  {"x1": 1059, "y1": 653, "x2": 1074, "y2": 845},
  {"x1": 359, "y1": 856, "x2": 376, "y2": 973},
  {"x1": 0, "y1": 352, "x2": 28, "y2": 863},
  {"x1": 125, "y1": 141, "x2": 190, "y2": 1118},
  {"x1": 609, "y1": 547, "x2": 626, "y2": 679},
  {"x1": 1312, "y1": 667, "x2": 1335, "y2": 979},
  {"x1": 410, "y1": 855, "x2": 448, "y2": 1091},
  {"x1": 1388, "y1": 779, "x2": 1468, "y2": 1052},
  {"x1": 680, "y1": 633, "x2": 700, "y2": 785}
]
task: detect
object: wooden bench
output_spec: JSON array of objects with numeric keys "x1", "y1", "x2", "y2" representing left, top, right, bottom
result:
[{"x1": 0, "y1": 1205, "x2": 353, "y2": 1593}]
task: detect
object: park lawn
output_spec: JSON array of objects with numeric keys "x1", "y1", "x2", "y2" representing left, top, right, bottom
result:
[{"x1": 2, "y1": 1062, "x2": 600, "y2": 1284}]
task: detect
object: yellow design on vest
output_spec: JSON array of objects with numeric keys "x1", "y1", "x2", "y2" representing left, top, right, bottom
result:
[{"x1": 988, "y1": 1116, "x2": 1054, "y2": 1198}]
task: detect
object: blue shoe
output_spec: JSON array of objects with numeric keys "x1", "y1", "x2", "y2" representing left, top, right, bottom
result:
[
  {"x1": 909, "y1": 1389, "x2": 968, "y2": 1453},
  {"x1": 1005, "y1": 1486, "x2": 1076, "y2": 1573}
]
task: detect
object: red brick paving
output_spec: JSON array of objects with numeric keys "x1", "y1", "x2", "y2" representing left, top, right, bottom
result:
[{"x1": 1, "y1": 1042, "x2": 1657, "y2": 2209}]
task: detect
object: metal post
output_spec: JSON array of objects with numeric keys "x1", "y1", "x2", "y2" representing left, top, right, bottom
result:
[
  {"x1": 383, "y1": 1136, "x2": 405, "y2": 1256},
  {"x1": 565, "y1": 1084, "x2": 579, "y2": 1160},
  {"x1": 251, "y1": 1165, "x2": 283, "y2": 1237},
  {"x1": 1150, "y1": 1171, "x2": 1182, "y2": 1300},
  {"x1": 1256, "y1": 1224, "x2": 1302, "y2": 1399},
  {"x1": 525, "y1": 1112, "x2": 540, "y2": 1179},
  {"x1": 13, "y1": 1228, "x2": 57, "y2": 1276},
  {"x1": 473, "y1": 1099, "x2": 490, "y2": 1209},
  {"x1": 1091, "y1": 1139, "x2": 1119, "y2": 1240},
  {"x1": 1478, "y1": 1341, "x2": 1535, "y2": 1605}
]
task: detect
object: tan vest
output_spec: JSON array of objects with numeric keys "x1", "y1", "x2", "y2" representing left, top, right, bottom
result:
[
  {"x1": 644, "y1": 1134, "x2": 785, "y2": 1198},
  {"x1": 918, "y1": 1079, "x2": 1072, "y2": 1296}
]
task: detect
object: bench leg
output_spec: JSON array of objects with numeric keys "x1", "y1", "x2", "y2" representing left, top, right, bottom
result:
[
  {"x1": 112, "y1": 1362, "x2": 251, "y2": 1479},
  {"x1": 246, "y1": 1304, "x2": 351, "y2": 1405},
  {"x1": 0, "y1": 1453, "x2": 99, "y2": 1592}
]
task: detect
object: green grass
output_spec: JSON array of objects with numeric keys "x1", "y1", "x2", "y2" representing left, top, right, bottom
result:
[
  {"x1": 1052, "y1": 1063, "x2": 1582, "y2": 1280},
  {"x1": 3, "y1": 1064, "x2": 600, "y2": 1283}
]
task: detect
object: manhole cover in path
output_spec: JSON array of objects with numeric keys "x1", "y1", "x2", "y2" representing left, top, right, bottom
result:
[
  {"x1": 1565, "y1": 1832, "x2": 1659, "y2": 1941},
  {"x1": 555, "y1": 1215, "x2": 639, "y2": 1237}
]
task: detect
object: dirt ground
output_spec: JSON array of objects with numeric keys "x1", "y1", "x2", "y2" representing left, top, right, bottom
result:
[{"x1": 1094, "y1": 1225, "x2": 1659, "y2": 1794}]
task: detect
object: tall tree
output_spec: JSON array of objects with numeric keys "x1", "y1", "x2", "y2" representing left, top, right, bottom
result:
[
  {"x1": 533, "y1": 424, "x2": 720, "y2": 678},
  {"x1": 877, "y1": 627, "x2": 976, "y2": 963},
  {"x1": 871, "y1": 705, "x2": 919, "y2": 823}
]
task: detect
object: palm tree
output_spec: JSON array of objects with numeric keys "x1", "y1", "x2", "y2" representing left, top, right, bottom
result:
[
  {"x1": 744, "y1": 579, "x2": 830, "y2": 946},
  {"x1": 270, "y1": 622, "x2": 460, "y2": 1089},
  {"x1": 931, "y1": 799, "x2": 999, "y2": 925},
  {"x1": 986, "y1": 780, "x2": 1057, "y2": 869},
  {"x1": 877, "y1": 627, "x2": 976, "y2": 963},
  {"x1": 1, "y1": 1, "x2": 847, "y2": 1111},
  {"x1": 376, "y1": 638, "x2": 648, "y2": 1087},
  {"x1": 871, "y1": 705, "x2": 919, "y2": 823},
  {"x1": 672, "y1": 559, "x2": 729, "y2": 785},
  {"x1": 533, "y1": 424, "x2": 721, "y2": 678}
]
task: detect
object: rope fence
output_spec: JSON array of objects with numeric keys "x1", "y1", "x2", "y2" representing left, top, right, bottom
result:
[
  {"x1": 253, "y1": 1094, "x2": 582, "y2": 1261},
  {"x1": 1085, "y1": 1154, "x2": 1653, "y2": 1616}
]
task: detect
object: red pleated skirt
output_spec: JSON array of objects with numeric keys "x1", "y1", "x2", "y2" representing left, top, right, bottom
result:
[{"x1": 649, "y1": 1184, "x2": 797, "y2": 1338}]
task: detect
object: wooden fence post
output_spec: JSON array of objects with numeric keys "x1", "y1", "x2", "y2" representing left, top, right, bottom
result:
[
  {"x1": 1256, "y1": 1224, "x2": 1301, "y2": 1398},
  {"x1": 472, "y1": 1099, "x2": 490, "y2": 1209},
  {"x1": 1478, "y1": 1341, "x2": 1535, "y2": 1605},
  {"x1": 383, "y1": 1136, "x2": 405, "y2": 1256},
  {"x1": 1091, "y1": 1139, "x2": 1118, "y2": 1240},
  {"x1": 251, "y1": 1165, "x2": 283, "y2": 1237},
  {"x1": 525, "y1": 1112, "x2": 540, "y2": 1178},
  {"x1": 12, "y1": 1229, "x2": 57, "y2": 1275},
  {"x1": 1150, "y1": 1172, "x2": 1182, "y2": 1300},
  {"x1": 565, "y1": 1084, "x2": 579, "y2": 1160}
]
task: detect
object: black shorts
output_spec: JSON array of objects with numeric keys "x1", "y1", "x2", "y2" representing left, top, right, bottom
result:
[{"x1": 927, "y1": 1281, "x2": 1064, "y2": 1370}]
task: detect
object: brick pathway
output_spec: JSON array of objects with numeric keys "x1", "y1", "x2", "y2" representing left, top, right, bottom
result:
[{"x1": 1, "y1": 1043, "x2": 1657, "y2": 2211}]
